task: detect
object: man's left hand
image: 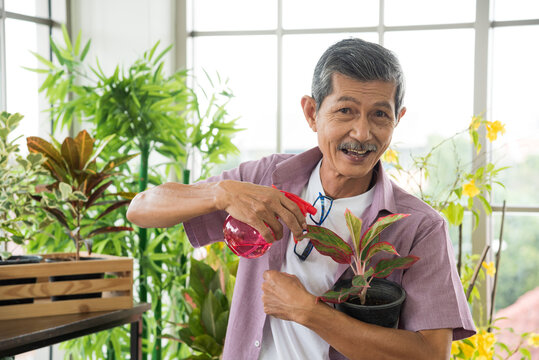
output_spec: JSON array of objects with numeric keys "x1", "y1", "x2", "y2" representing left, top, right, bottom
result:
[{"x1": 261, "y1": 270, "x2": 317, "y2": 323}]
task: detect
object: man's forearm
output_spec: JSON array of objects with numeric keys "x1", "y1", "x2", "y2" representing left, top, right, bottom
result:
[
  {"x1": 298, "y1": 300, "x2": 450, "y2": 360},
  {"x1": 126, "y1": 182, "x2": 221, "y2": 228}
]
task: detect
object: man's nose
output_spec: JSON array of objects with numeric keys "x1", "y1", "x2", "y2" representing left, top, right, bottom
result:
[{"x1": 349, "y1": 115, "x2": 371, "y2": 141}]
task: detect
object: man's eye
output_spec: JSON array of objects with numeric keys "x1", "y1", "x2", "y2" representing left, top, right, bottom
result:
[
  {"x1": 375, "y1": 110, "x2": 388, "y2": 117},
  {"x1": 339, "y1": 108, "x2": 351, "y2": 114}
]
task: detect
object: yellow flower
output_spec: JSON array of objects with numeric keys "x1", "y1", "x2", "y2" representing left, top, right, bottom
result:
[
  {"x1": 528, "y1": 333, "x2": 539, "y2": 347},
  {"x1": 451, "y1": 341, "x2": 460, "y2": 355},
  {"x1": 381, "y1": 148, "x2": 398, "y2": 164},
  {"x1": 460, "y1": 339, "x2": 476, "y2": 358},
  {"x1": 486, "y1": 120, "x2": 506, "y2": 142},
  {"x1": 482, "y1": 261, "x2": 496, "y2": 277},
  {"x1": 463, "y1": 179, "x2": 480, "y2": 198},
  {"x1": 471, "y1": 115, "x2": 482, "y2": 130},
  {"x1": 476, "y1": 330, "x2": 496, "y2": 358}
]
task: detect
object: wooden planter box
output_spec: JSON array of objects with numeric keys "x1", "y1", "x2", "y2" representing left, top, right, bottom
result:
[{"x1": 0, "y1": 252, "x2": 133, "y2": 320}]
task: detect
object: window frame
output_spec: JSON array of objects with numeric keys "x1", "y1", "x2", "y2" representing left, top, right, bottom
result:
[{"x1": 185, "y1": 0, "x2": 539, "y2": 322}]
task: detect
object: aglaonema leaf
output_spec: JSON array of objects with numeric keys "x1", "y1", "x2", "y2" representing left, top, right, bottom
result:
[
  {"x1": 318, "y1": 286, "x2": 361, "y2": 304},
  {"x1": 297, "y1": 225, "x2": 353, "y2": 264},
  {"x1": 344, "y1": 208, "x2": 362, "y2": 257},
  {"x1": 86, "y1": 226, "x2": 133, "y2": 238},
  {"x1": 364, "y1": 241, "x2": 399, "y2": 263},
  {"x1": 361, "y1": 213, "x2": 410, "y2": 250},
  {"x1": 373, "y1": 255, "x2": 420, "y2": 278}
]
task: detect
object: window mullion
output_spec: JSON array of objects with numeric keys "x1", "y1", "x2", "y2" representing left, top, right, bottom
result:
[{"x1": 471, "y1": 0, "x2": 492, "y2": 326}]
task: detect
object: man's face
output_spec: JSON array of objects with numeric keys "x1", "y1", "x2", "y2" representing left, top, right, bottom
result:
[{"x1": 304, "y1": 73, "x2": 405, "y2": 188}]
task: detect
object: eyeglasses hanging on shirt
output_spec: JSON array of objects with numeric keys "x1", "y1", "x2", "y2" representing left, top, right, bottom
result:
[{"x1": 294, "y1": 192, "x2": 334, "y2": 261}]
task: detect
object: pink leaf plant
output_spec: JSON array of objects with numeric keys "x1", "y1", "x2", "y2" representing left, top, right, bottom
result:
[{"x1": 297, "y1": 210, "x2": 419, "y2": 305}]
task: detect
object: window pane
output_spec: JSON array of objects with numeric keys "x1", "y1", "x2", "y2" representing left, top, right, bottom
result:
[
  {"x1": 191, "y1": 0, "x2": 276, "y2": 31},
  {"x1": 491, "y1": 26, "x2": 539, "y2": 206},
  {"x1": 282, "y1": 0, "x2": 379, "y2": 29},
  {"x1": 384, "y1": 29, "x2": 474, "y2": 148},
  {"x1": 282, "y1": 33, "x2": 378, "y2": 153},
  {"x1": 385, "y1": 0, "x2": 475, "y2": 26},
  {"x1": 192, "y1": 36, "x2": 277, "y2": 166},
  {"x1": 493, "y1": 0, "x2": 539, "y2": 21},
  {"x1": 5, "y1": 19, "x2": 50, "y2": 151},
  {"x1": 492, "y1": 213, "x2": 539, "y2": 311},
  {"x1": 4, "y1": 0, "x2": 49, "y2": 18}
]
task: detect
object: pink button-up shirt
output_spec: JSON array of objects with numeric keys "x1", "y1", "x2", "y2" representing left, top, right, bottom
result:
[{"x1": 184, "y1": 147, "x2": 476, "y2": 360}]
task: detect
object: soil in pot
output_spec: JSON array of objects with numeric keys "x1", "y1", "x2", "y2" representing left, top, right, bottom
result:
[
  {"x1": 334, "y1": 277, "x2": 406, "y2": 329},
  {"x1": 46, "y1": 256, "x2": 104, "y2": 301},
  {"x1": 0, "y1": 255, "x2": 42, "y2": 306}
]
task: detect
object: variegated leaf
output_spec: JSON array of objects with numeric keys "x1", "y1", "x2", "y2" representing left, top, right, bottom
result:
[
  {"x1": 297, "y1": 225, "x2": 353, "y2": 264},
  {"x1": 364, "y1": 241, "x2": 399, "y2": 263},
  {"x1": 373, "y1": 255, "x2": 420, "y2": 278},
  {"x1": 361, "y1": 213, "x2": 410, "y2": 250},
  {"x1": 344, "y1": 208, "x2": 363, "y2": 257},
  {"x1": 317, "y1": 286, "x2": 361, "y2": 304},
  {"x1": 74, "y1": 130, "x2": 95, "y2": 168},
  {"x1": 61, "y1": 136, "x2": 80, "y2": 172}
]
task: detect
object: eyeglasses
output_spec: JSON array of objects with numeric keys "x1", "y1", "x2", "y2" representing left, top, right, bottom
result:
[{"x1": 294, "y1": 192, "x2": 334, "y2": 261}]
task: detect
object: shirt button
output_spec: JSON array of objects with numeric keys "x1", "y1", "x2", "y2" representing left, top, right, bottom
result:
[{"x1": 254, "y1": 340, "x2": 260, "y2": 347}]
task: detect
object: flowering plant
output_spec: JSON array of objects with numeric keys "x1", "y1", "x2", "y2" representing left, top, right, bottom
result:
[
  {"x1": 297, "y1": 210, "x2": 418, "y2": 304},
  {"x1": 381, "y1": 115, "x2": 507, "y2": 228}
]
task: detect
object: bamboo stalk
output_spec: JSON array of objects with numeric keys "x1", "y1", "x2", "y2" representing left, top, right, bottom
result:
[
  {"x1": 138, "y1": 142, "x2": 149, "y2": 360},
  {"x1": 488, "y1": 200, "x2": 506, "y2": 332}
]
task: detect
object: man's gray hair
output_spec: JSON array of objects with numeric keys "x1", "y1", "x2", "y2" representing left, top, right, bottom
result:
[{"x1": 311, "y1": 38, "x2": 405, "y2": 118}]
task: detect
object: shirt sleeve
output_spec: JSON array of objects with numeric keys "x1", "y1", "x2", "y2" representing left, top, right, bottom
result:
[
  {"x1": 183, "y1": 154, "x2": 279, "y2": 248},
  {"x1": 399, "y1": 218, "x2": 476, "y2": 340}
]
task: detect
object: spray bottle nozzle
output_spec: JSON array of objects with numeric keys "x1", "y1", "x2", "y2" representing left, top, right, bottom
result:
[{"x1": 272, "y1": 185, "x2": 317, "y2": 217}]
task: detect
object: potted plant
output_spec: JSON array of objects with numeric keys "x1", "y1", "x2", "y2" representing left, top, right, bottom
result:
[
  {"x1": 0, "y1": 112, "x2": 47, "y2": 306},
  {"x1": 25, "y1": 129, "x2": 136, "y2": 300},
  {"x1": 27, "y1": 129, "x2": 136, "y2": 261},
  {"x1": 297, "y1": 209, "x2": 419, "y2": 328}
]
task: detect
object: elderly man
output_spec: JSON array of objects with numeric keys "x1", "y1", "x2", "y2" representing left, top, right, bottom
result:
[{"x1": 127, "y1": 38, "x2": 475, "y2": 360}]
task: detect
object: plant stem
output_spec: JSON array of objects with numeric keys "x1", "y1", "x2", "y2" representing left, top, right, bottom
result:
[
  {"x1": 488, "y1": 200, "x2": 505, "y2": 332},
  {"x1": 466, "y1": 245, "x2": 490, "y2": 300}
]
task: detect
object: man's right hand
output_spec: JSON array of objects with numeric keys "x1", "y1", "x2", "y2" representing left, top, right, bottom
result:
[{"x1": 215, "y1": 180, "x2": 308, "y2": 243}]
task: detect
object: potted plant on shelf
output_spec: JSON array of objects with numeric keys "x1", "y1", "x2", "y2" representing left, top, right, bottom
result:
[
  {"x1": 297, "y1": 210, "x2": 419, "y2": 328},
  {"x1": 26, "y1": 129, "x2": 137, "y2": 261},
  {"x1": 25, "y1": 130, "x2": 136, "y2": 301}
]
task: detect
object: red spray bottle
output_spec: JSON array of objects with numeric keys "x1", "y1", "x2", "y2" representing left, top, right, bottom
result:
[{"x1": 222, "y1": 186, "x2": 317, "y2": 259}]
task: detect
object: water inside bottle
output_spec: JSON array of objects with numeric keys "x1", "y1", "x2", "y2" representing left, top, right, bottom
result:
[{"x1": 223, "y1": 216, "x2": 272, "y2": 258}]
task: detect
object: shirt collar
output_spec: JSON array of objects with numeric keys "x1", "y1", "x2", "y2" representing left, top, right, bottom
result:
[{"x1": 272, "y1": 146, "x2": 398, "y2": 221}]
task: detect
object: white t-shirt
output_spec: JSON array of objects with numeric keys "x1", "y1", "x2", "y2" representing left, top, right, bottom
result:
[{"x1": 259, "y1": 160, "x2": 375, "y2": 360}]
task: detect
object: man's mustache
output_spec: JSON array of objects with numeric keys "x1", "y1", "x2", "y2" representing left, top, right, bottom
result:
[{"x1": 337, "y1": 142, "x2": 378, "y2": 152}]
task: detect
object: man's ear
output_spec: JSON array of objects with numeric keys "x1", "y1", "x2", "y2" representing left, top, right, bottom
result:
[
  {"x1": 395, "y1": 106, "x2": 406, "y2": 127},
  {"x1": 301, "y1": 95, "x2": 317, "y2": 132}
]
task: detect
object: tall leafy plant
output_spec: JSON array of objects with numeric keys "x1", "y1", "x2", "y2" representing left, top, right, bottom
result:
[{"x1": 30, "y1": 26, "x2": 242, "y2": 359}]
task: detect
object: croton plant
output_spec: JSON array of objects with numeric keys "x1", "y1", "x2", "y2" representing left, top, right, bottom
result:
[
  {"x1": 27, "y1": 130, "x2": 137, "y2": 260},
  {"x1": 297, "y1": 210, "x2": 419, "y2": 305}
]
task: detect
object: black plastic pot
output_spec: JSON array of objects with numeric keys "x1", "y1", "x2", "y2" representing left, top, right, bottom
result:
[
  {"x1": 46, "y1": 256, "x2": 104, "y2": 301},
  {"x1": 0, "y1": 255, "x2": 42, "y2": 306},
  {"x1": 334, "y1": 277, "x2": 406, "y2": 329}
]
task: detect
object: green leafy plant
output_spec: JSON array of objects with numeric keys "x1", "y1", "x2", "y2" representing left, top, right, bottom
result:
[
  {"x1": 298, "y1": 210, "x2": 418, "y2": 304},
  {"x1": 165, "y1": 245, "x2": 236, "y2": 360},
  {"x1": 28, "y1": 25, "x2": 242, "y2": 360},
  {"x1": 26, "y1": 130, "x2": 136, "y2": 260},
  {"x1": 0, "y1": 112, "x2": 46, "y2": 260}
]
